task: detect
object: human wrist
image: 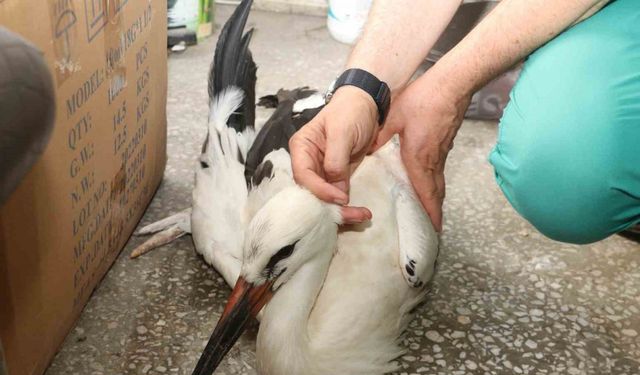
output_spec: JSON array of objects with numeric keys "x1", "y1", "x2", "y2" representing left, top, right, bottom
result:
[
  {"x1": 408, "y1": 64, "x2": 472, "y2": 133},
  {"x1": 332, "y1": 85, "x2": 378, "y2": 121},
  {"x1": 428, "y1": 51, "x2": 478, "y2": 105},
  {"x1": 329, "y1": 68, "x2": 392, "y2": 125},
  {"x1": 345, "y1": 63, "x2": 399, "y2": 91}
]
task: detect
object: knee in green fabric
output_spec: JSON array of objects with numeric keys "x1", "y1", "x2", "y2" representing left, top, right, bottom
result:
[
  {"x1": 491, "y1": 0, "x2": 640, "y2": 244},
  {"x1": 494, "y1": 95, "x2": 632, "y2": 244},
  {"x1": 493, "y1": 86, "x2": 625, "y2": 245},
  {"x1": 505, "y1": 169, "x2": 616, "y2": 245}
]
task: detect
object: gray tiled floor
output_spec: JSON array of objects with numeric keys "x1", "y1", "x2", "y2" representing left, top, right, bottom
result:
[{"x1": 46, "y1": 6, "x2": 640, "y2": 375}]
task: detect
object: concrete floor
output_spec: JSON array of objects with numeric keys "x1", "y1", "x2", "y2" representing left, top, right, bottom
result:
[{"x1": 46, "y1": 6, "x2": 640, "y2": 375}]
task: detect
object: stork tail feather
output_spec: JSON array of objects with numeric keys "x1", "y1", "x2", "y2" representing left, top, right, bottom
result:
[{"x1": 208, "y1": 0, "x2": 256, "y2": 133}]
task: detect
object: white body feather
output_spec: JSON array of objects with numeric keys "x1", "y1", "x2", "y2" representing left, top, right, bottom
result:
[
  {"x1": 255, "y1": 141, "x2": 439, "y2": 375},
  {"x1": 192, "y1": 87, "x2": 254, "y2": 286}
]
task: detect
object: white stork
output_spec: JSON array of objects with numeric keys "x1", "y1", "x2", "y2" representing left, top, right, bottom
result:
[{"x1": 133, "y1": 1, "x2": 440, "y2": 374}]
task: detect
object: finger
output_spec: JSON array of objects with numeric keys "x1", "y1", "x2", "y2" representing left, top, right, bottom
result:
[
  {"x1": 435, "y1": 169, "x2": 445, "y2": 199},
  {"x1": 370, "y1": 122, "x2": 396, "y2": 152},
  {"x1": 298, "y1": 169, "x2": 350, "y2": 205},
  {"x1": 290, "y1": 134, "x2": 349, "y2": 205},
  {"x1": 323, "y1": 128, "x2": 353, "y2": 193},
  {"x1": 413, "y1": 173, "x2": 443, "y2": 233},
  {"x1": 340, "y1": 206, "x2": 372, "y2": 225},
  {"x1": 294, "y1": 159, "x2": 349, "y2": 205},
  {"x1": 402, "y1": 152, "x2": 444, "y2": 232},
  {"x1": 423, "y1": 199, "x2": 443, "y2": 233},
  {"x1": 370, "y1": 89, "x2": 406, "y2": 153},
  {"x1": 349, "y1": 159, "x2": 364, "y2": 176},
  {"x1": 435, "y1": 171, "x2": 446, "y2": 230}
]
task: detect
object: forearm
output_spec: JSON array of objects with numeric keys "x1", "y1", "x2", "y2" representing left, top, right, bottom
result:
[
  {"x1": 429, "y1": 0, "x2": 611, "y2": 98},
  {"x1": 346, "y1": 0, "x2": 463, "y2": 91}
]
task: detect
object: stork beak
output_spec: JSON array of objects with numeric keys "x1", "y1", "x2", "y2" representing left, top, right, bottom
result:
[{"x1": 191, "y1": 277, "x2": 275, "y2": 375}]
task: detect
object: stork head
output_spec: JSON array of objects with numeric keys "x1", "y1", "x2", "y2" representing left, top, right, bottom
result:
[
  {"x1": 241, "y1": 186, "x2": 342, "y2": 288},
  {"x1": 192, "y1": 186, "x2": 371, "y2": 374}
]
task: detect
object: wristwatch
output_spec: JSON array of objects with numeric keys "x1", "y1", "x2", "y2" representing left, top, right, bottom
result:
[{"x1": 325, "y1": 68, "x2": 391, "y2": 126}]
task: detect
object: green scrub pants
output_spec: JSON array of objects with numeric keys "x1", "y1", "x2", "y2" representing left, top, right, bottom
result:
[{"x1": 489, "y1": 0, "x2": 640, "y2": 244}]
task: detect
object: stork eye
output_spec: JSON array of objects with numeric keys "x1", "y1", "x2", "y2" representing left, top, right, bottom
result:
[{"x1": 265, "y1": 241, "x2": 298, "y2": 271}]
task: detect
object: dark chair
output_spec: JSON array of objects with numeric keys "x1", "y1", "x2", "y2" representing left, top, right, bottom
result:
[
  {"x1": 0, "y1": 27, "x2": 55, "y2": 206},
  {"x1": 0, "y1": 26, "x2": 56, "y2": 375}
]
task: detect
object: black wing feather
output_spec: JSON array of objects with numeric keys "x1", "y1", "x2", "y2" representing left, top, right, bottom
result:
[
  {"x1": 208, "y1": 0, "x2": 257, "y2": 133},
  {"x1": 244, "y1": 88, "x2": 323, "y2": 186}
]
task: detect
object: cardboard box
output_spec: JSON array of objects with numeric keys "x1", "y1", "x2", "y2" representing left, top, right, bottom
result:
[{"x1": 0, "y1": 1, "x2": 168, "y2": 374}]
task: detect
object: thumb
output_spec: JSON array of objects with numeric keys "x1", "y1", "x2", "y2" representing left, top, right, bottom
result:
[
  {"x1": 370, "y1": 122, "x2": 397, "y2": 152},
  {"x1": 371, "y1": 104, "x2": 404, "y2": 152}
]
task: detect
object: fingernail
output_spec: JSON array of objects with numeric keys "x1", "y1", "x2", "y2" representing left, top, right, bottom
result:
[
  {"x1": 332, "y1": 180, "x2": 348, "y2": 193},
  {"x1": 333, "y1": 196, "x2": 348, "y2": 205}
]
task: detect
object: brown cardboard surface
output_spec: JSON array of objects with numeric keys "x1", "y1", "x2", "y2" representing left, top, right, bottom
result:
[{"x1": 0, "y1": 1, "x2": 167, "y2": 374}]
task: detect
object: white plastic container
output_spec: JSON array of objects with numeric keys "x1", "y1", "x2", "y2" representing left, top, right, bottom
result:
[
  {"x1": 168, "y1": 0, "x2": 200, "y2": 30},
  {"x1": 327, "y1": 0, "x2": 373, "y2": 45}
]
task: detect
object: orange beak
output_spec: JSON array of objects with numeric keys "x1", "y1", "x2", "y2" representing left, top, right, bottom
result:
[{"x1": 191, "y1": 277, "x2": 275, "y2": 375}]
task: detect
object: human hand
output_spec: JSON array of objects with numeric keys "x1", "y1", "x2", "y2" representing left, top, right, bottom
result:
[
  {"x1": 372, "y1": 71, "x2": 471, "y2": 232},
  {"x1": 289, "y1": 85, "x2": 378, "y2": 224}
]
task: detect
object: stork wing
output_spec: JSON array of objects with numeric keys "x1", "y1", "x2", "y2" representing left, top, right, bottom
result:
[
  {"x1": 130, "y1": 1, "x2": 326, "y2": 286},
  {"x1": 376, "y1": 139, "x2": 440, "y2": 289},
  {"x1": 192, "y1": 88, "x2": 252, "y2": 286},
  {"x1": 246, "y1": 88, "x2": 322, "y2": 183},
  {"x1": 191, "y1": 0, "x2": 256, "y2": 287},
  {"x1": 394, "y1": 185, "x2": 439, "y2": 289},
  {"x1": 193, "y1": 0, "x2": 325, "y2": 287}
]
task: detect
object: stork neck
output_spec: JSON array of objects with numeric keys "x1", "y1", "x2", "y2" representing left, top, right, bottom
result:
[{"x1": 256, "y1": 249, "x2": 333, "y2": 375}]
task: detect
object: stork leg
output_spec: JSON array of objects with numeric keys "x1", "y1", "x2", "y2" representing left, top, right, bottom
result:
[
  {"x1": 135, "y1": 208, "x2": 192, "y2": 235},
  {"x1": 130, "y1": 208, "x2": 192, "y2": 258},
  {"x1": 130, "y1": 225, "x2": 188, "y2": 258}
]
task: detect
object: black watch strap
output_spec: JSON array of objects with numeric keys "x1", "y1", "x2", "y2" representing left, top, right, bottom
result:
[{"x1": 327, "y1": 68, "x2": 391, "y2": 126}]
